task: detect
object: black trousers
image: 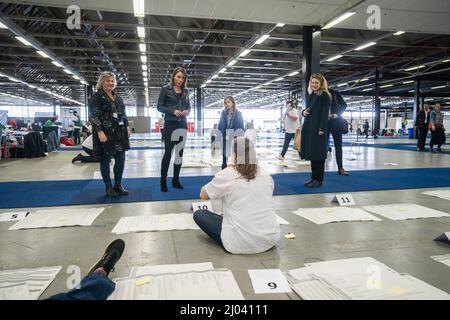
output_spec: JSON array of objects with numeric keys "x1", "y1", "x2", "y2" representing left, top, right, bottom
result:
[
  {"x1": 328, "y1": 130, "x2": 343, "y2": 169},
  {"x1": 417, "y1": 125, "x2": 428, "y2": 149},
  {"x1": 161, "y1": 120, "x2": 187, "y2": 180},
  {"x1": 311, "y1": 160, "x2": 325, "y2": 182},
  {"x1": 79, "y1": 146, "x2": 99, "y2": 163}
]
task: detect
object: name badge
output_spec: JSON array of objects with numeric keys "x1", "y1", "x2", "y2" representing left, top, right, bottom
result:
[
  {"x1": 118, "y1": 121, "x2": 124, "y2": 126},
  {"x1": 113, "y1": 113, "x2": 118, "y2": 118}
]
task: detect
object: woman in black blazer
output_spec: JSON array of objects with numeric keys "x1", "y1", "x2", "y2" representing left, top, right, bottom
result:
[
  {"x1": 300, "y1": 73, "x2": 332, "y2": 188},
  {"x1": 157, "y1": 67, "x2": 191, "y2": 192},
  {"x1": 218, "y1": 96, "x2": 244, "y2": 169}
]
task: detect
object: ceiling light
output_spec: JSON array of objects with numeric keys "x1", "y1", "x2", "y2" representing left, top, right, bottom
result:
[
  {"x1": 133, "y1": 0, "x2": 145, "y2": 17},
  {"x1": 142, "y1": 65, "x2": 147, "y2": 71},
  {"x1": 36, "y1": 51, "x2": 50, "y2": 58},
  {"x1": 63, "y1": 69, "x2": 71, "y2": 74},
  {"x1": 0, "y1": 22, "x2": 8, "y2": 29},
  {"x1": 206, "y1": 80, "x2": 212, "y2": 84},
  {"x1": 274, "y1": 77, "x2": 284, "y2": 82},
  {"x1": 276, "y1": 23, "x2": 285, "y2": 28},
  {"x1": 15, "y1": 36, "x2": 32, "y2": 46},
  {"x1": 322, "y1": 12, "x2": 355, "y2": 29},
  {"x1": 354, "y1": 42, "x2": 376, "y2": 51},
  {"x1": 404, "y1": 65, "x2": 426, "y2": 71},
  {"x1": 403, "y1": 80, "x2": 414, "y2": 84},
  {"x1": 408, "y1": 90, "x2": 415, "y2": 93},
  {"x1": 219, "y1": 68, "x2": 227, "y2": 73},
  {"x1": 239, "y1": 49, "x2": 251, "y2": 57},
  {"x1": 393, "y1": 31, "x2": 405, "y2": 36},
  {"x1": 142, "y1": 71, "x2": 148, "y2": 77},
  {"x1": 212, "y1": 74, "x2": 218, "y2": 79},
  {"x1": 52, "y1": 61, "x2": 63, "y2": 68},
  {"x1": 442, "y1": 59, "x2": 450, "y2": 63},
  {"x1": 326, "y1": 54, "x2": 343, "y2": 62},
  {"x1": 227, "y1": 59, "x2": 237, "y2": 67},
  {"x1": 137, "y1": 26, "x2": 145, "y2": 38},
  {"x1": 81, "y1": 81, "x2": 88, "y2": 85},
  {"x1": 255, "y1": 34, "x2": 270, "y2": 45},
  {"x1": 139, "y1": 43, "x2": 146, "y2": 53},
  {"x1": 141, "y1": 55, "x2": 147, "y2": 63},
  {"x1": 431, "y1": 85, "x2": 446, "y2": 90},
  {"x1": 337, "y1": 82, "x2": 347, "y2": 87},
  {"x1": 362, "y1": 88, "x2": 372, "y2": 92},
  {"x1": 72, "y1": 75, "x2": 80, "y2": 80},
  {"x1": 288, "y1": 71, "x2": 299, "y2": 76},
  {"x1": 380, "y1": 84, "x2": 393, "y2": 88}
]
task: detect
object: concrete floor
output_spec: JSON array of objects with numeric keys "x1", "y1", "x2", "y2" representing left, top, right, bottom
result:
[{"x1": 0, "y1": 133, "x2": 449, "y2": 300}]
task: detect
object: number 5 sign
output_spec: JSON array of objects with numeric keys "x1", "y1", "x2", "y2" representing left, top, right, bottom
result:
[{"x1": 332, "y1": 193, "x2": 356, "y2": 206}]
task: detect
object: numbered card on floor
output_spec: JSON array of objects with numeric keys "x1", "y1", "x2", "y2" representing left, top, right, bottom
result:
[
  {"x1": 332, "y1": 193, "x2": 356, "y2": 206},
  {"x1": 0, "y1": 211, "x2": 29, "y2": 222},
  {"x1": 248, "y1": 269, "x2": 292, "y2": 294},
  {"x1": 191, "y1": 201, "x2": 213, "y2": 212}
]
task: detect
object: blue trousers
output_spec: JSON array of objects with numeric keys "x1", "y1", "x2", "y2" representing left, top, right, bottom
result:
[
  {"x1": 100, "y1": 151, "x2": 126, "y2": 185},
  {"x1": 47, "y1": 272, "x2": 115, "y2": 300},
  {"x1": 193, "y1": 209, "x2": 224, "y2": 247}
]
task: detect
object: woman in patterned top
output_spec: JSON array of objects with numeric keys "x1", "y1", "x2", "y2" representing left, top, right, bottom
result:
[{"x1": 91, "y1": 72, "x2": 131, "y2": 197}]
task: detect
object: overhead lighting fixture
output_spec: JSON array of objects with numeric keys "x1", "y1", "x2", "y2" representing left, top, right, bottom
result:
[
  {"x1": 380, "y1": 84, "x2": 393, "y2": 88},
  {"x1": 404, "y1": 65, "x2": 426, "y2": 71},
  {"x1": 360, "y1": 78, "x2": 369, "y2": 82},
  {"x1": 337, "y1": 82, "x2": 347, "y2": 87},
  {"x1": 141, "y1": 55, "x2": 147, "y2": 63},
  {"x1": 206, "y1": 79, "x2": 212, "y2": 84},
  {"x1": 15, "y1": 36, "x2": 32, "y2": 46},
  {"x1": 0, "y1": 22, "x2": 8, "y2": 29},
  {"x1": 137, "y1": 26, "x2": 146, "y2": 38},
  {"x1": 36, "y1": 51, "x2": 50, "y2": 58},
  {"x1": 263, "y1": 81, "x2": 272, "y2": 86},
  {"x1": 403, "y1": 80, "x2": 414, "y2": 84},
  {"x1": 239, "y1": 49, "x2": 251, "y2": 57},
  {"x1": 227, "y1": 59, "x2": 237, "y2": 67},
  {"x1": 212, "y1": 74, "x2": 218, "y2": 79},
  {"x1": 326, "y1": 54, "x2": 343, "y2": 62},
  {"x1": 354, "y1": 42, "x2": 376, "y2": 51},
  {"x1": 393, "y1": 31, "x2": 405, "y2": 36},
  {"x1": 133, "y1": 0, "x2": 145, "y2": 17},
  {"x1": 255, "y1": 34, "x2": 270, "y2": 45},
  {"x1": 81, "y1": 81, "x2": 88, "y2": 85},
  {"x1": 142, "y1": 65, "x2": 148, "y2": 71},
  {"x1": 408, "y1": 90, "x2": 415, "y2": 93},
  {"x1": 322, "y1": 12, "x2": 355, "y2": 29},
  {"x1": 139, "y1": 43, "x2": 146, "y2": 53},
  {"x1": 72, "y1": 75, "x2": 80, "y2": 80},
  {"x1": 274, "y1": 77, "x2": 284, "y2": 82},
  {"x1": 431, "y1": 85, "x2": 446, "y2": 90},
  {"x1": 142, "y1": 71, "x2": 148, "y2": 77},
  {"x1": 288, "y1": 71, "x2": 299, "y2": 76},
  {"x1": 52, "y1": 61, "x2": 63, "y2": 68},
  {"x1": 362, "y1": 88, "x2": 372, "y2": 92},
  {"x1": 276, "y1": 23, "x2": 285, "y2": 28},
  {"x1": 63, "y1": 69, "x2": 72, "y2": 74},
  {"x1": 219, "y1": 68, "x2": 227, "y2": 73},
  {"x1": 442, "y1": 59, "x2": 450, "y2": 63}
]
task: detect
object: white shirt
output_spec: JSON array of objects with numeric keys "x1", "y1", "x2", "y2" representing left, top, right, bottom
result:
[
  {"x1": 82, "y1": 134, "x2": 93, "y2": 150},
  {"x1": 205, "y1": 167, "x2": 280, "y2": 254},
  {"x1": 284, "y1": 107, "x2": 301, "y2": 133},
  {"x1": 244, "y1": 128, "x2": 257, "y2": 144}
]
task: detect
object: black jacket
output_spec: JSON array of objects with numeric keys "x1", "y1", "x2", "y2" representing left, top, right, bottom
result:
[
  {"x1": 328, "y1": 89, "x2": 347, "y2": 132},
  {"x1": 300, "y1": 92, "x2": 331, "y2": 161},
  {"x1": 415, "y1": 109, "x2": 430, "y2": 127},
  {"x1": 157, "y1": 84, "x2": 191, "y2": 122}
]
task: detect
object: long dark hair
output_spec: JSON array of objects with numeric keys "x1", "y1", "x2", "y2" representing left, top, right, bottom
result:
[
  {"x1": 171, "y1": 67, "x2": 187, "y2": 89},
  {"x1": 232, "y1": 137, "x2": 257, "y2": 181}
]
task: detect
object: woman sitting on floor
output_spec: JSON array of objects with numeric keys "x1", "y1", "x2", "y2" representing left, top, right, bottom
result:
[{"x1": 193, "y1": 136, "x2": 280, "y2": 254}]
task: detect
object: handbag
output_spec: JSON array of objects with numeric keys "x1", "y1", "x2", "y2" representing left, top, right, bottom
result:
[
  {"x1": 339, "y1": 118, "x2": 349, "y2": 134},
  {"x1": 293, "y1": 127, "x2": 302, "y2": 151}
]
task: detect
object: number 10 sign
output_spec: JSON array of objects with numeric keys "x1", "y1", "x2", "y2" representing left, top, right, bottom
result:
[{"x1": 332, "y1": 193, "x2": 356, "y2": 206}]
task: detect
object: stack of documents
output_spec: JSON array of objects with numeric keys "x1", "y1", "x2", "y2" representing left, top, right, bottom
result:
[
  {"x1": 284, "y1": 257, "x2": 450, "y2": 300},
  {"x1": 108, "y1": 262, "x2": 244, "y2": 300},
  {"x1": 0, "y1": 266, "x2": 62, "y2": 300}
]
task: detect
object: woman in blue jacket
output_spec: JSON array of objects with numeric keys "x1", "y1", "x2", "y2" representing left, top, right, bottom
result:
[
  {"x1": 157, "y1": 67, "x2": 191, "y2": 192},
  {"x1": 218, "y1": 96, "x2": 245, "y2": 169}
]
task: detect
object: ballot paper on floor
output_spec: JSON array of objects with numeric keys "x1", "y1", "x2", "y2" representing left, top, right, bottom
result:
[
  {"x1": 108, "y1": 269, "x2": 244, "y2": 300},
  {"x1": 182, "y1": 161, "x2": 208, "y2": 168},
  {"x1": 422, "y1": 190, "x2": 450, "y2": 201},
  {"x1": 431, "y1": 254, "x2": 450, "y2": 267},
  {"x1": 434, "y1": 232, "x2": 450, "y2": 244},
  {"x1": 248, "y1": 269, "x2": 292, "y2": 294},
  {"x1": 0, "y1": 211, "x2": 28, "y2": 222},
  {"x1": 125, "y1": 159, "x2": 145, "y2": 164},
  {"x1": 285, "y1": 257, "x2": 450, "y2": 300},
  {"x1": 362, "y1": 204, "x2": 450, "y2": 221},
  {"x1": 9, "y1": 208, "x2": 105, "y2": 230},
  {"x1": 130, "y1": 262, "x2": 214, "y2": 278},
  {"x1": 291, "y1": 207, "x2": 382, "y2": 225},
  {"x1": 112, "y1": 213, "x2": 200, "y2": 234},
  {"x1": 0, "y1": 266, "x2": 62, "y2": 300},
  {"x1": 276, "y1": 215, "x2": 290, "y2": 225}
]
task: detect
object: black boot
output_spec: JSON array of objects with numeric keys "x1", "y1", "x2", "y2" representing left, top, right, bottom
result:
[
  {"x1": 160, "y1": 178, "x2": 168, "y2": 192},
  {"x1": 172, "y1": 178, "x2": 184, "y2": 189},
  {"x1": 105, "y1": 182, "x2": 119, "y2": 197},
  {"x1": 114, "y1": 182, "x2": 129, "y2": 195}
]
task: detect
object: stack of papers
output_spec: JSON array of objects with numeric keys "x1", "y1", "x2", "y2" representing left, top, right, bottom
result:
[
  {"x1": 285, "y1": 257, "x2": 450, "y2": 300},
  {"x1": 422, "y1": 190, "x2": 450, "y2": 201},
  {"x1": 291, "y1": 207, "x2": 382, "y2": 225},
  {"x1": 108, "y1": 262, "x2": 244, "y2": 300},
  {"x1": 362, "y1": 204, "x2": 450, "y2": 220},
  {"x1": 9, "y1": 208, "x2": 105, "y2": 230},
  {"x1": 0, "y1": 266, "x2": 62, "y2": 300},
  {"x1": 111, "y1": 213, "x2": 200, "y2": 234}
]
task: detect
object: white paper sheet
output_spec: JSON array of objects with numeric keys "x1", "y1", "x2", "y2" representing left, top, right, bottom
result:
[
  {"x1": 362, "y1": 204, "x2": 450, "y2": 220},
  {"x1": 126, "y1": 159, "x2": 145, "y2": 164},
  {"x1": 0, "y1": 211, "x2": 28, "y2": 222},
  {"x1": 109, "y1": 269, "x2": 244, "y2": 300},
  {"x1": 130, "y1": 262, "x2": 214, "y2": 277},
  {"x1": 422, "y1": 190, "x2": 450, "y2": 201},
  {"x1": 276, "y1": 215, "x2": 290, "y2": 225},
  {"x1": 112, "y1": 213, "x2": 200, "y2": 234},
  {"x1": 182, "y1": 161, "x2": 208, "y2": 168},
  {"x1": 431, "y1": 254, "x2": 450, "y2": 267},
  {"x1": 9, "y1": 208, "x2": 105, "y2": 230},
  {"x1": 291, "y1": 207, "x2": 382, "y2": 224},
  {"x1": 248, "y1": 269, "x2": 292, "y2": 294},
  {"x1": 0, "y1": 283, "x2": 33, "y2": 300},
  {"x1": 0, "y1": 266, "x2": 62, "y2": 300}
]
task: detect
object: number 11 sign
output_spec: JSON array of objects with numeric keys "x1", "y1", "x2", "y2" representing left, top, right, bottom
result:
[{"x1": 332, "y1": 193, "x2": 356, "y2": 206}]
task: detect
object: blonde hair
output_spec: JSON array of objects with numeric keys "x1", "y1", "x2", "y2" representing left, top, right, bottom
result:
[
  {"x1": 308, "y1": 73, "x2": 331, "y2": 99},
  {"x1": 232, "y1": 137, "x2": 257, "y2": 181},
  {"x1": 96, "y1": 71, "x2": 117, "y2": 91}
]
